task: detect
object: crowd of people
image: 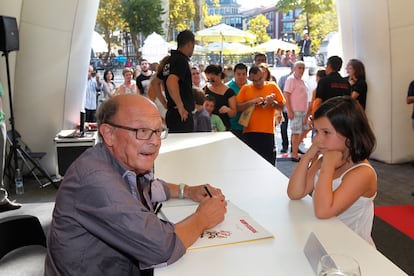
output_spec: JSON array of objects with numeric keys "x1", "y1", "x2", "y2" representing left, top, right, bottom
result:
[
  {"x1": 82, "y1": 31, "x2": 372, "y2": 168},
  {"x1": 32, "y1": 28, "x2": 413, "y2": 274}
]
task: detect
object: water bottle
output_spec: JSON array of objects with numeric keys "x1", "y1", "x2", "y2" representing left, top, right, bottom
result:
[{"x1": 15, "y1": 168, "x2": 24, "y2": 195}]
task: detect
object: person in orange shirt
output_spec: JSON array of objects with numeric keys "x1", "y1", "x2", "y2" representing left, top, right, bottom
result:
[{"x1": 236, "y1": 66, "x2": 286, "y2": 166}]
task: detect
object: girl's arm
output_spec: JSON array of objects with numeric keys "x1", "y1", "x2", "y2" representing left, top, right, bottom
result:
[
  {"x1": 312, "y1": 154, "x2": 376, "y2": 219},
  {"x1": 287, "y1": 143, "x2": 321, "y2": 199}
]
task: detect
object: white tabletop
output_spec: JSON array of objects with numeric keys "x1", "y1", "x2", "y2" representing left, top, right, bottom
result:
[{"x1": 155, "y1": 132, "x2": 407, "y2": 276}]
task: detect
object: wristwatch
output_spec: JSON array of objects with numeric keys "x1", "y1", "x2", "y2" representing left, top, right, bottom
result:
[{"x1": 179, "y1": 183, "x2": 186, "y2": 199}]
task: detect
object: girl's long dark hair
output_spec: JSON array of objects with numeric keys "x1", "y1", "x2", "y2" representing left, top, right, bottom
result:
[{"x1": 314, "y1": 96, "x2": 376, "y2": 162}]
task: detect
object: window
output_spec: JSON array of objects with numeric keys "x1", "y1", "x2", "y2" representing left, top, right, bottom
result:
[
  {"x1": 282, "y1": 22, "x2": 293, "y2": 33},
  {"x1": 283, "y1": 11, "x2": 293, "y2": 20}
]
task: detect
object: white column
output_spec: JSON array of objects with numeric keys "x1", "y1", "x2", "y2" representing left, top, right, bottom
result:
[{"x1": 337, "y1": 0, "x2": 414, "y2": 163}]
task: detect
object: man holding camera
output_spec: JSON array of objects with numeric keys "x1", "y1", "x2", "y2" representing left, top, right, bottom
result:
[{"x1": 84, "y1": 65, "x2": 102, "y2": 122}]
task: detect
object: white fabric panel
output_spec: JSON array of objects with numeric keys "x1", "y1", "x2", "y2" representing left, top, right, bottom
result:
[
  {"x1": 0, "y1": 0, "x2": 99, "y2": 174},
  {"x1": 337, "y1": 0, "x2": 414, "y2": 163}
]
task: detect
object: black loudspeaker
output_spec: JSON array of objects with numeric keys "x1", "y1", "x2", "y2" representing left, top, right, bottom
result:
[{"x1": 0, "y1": 16, "x2": 19, "y2": 52}]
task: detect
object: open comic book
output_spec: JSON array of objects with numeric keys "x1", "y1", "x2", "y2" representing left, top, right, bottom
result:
[{"x1": 159, "y1": 199, "x2": 274, "y2": 250}]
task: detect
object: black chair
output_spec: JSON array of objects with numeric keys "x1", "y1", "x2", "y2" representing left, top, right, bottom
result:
[
  {"x1": 0, "y1": 215, "x2": 47, "y2": 260},
  {"x1": 5, "y1": 130, "x2": 58, "y2": 188}
]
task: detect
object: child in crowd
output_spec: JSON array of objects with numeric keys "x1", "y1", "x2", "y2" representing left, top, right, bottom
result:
[
  {"x1": 287, "y1": 96, "x2": 377, "y2": 246},
  {"x1": 193, "y1": 88, "x2": 211, "y2": 132},
  {"x1": 203, "y1": 95, "x2": 226, "y2": 132}
]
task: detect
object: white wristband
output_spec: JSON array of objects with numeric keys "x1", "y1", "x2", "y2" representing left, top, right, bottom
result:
[{"x1": 178, "y1": 183, "x2": 186, "y2": 199}]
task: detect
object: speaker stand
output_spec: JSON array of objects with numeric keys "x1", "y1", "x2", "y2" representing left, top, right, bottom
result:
[{"x1": 2, "y1": 51, "x2": 59, "y2": 189}]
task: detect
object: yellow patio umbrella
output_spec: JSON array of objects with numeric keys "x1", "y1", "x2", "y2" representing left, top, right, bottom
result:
[
  {"x1": 201, "y1": 42, "x2": 254, "y2": 55},
  {"x1": 196, "y1": 24, "x2": 256, "y2": 65},
  {"x1": 195, "y1": 23, "x2": 256, "y2": 44}
]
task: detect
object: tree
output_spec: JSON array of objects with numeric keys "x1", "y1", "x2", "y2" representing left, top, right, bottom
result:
[
  {"x1": 121, "y1": 0, "x2": 165, "y2": 53},
  {"x1": 202, "y1": 4, "x2": 222, "y2": 27},
  {"x1": 248, "y1": 14, "x2": 271, "y2": 45},
  {"x1": 96, "y1": 0, "x2": 126, "y2": 54},
  {"x1": 276, "y1": 0, "x2": 337, "y2": 54},
  {"x1": 293, "y1": 7, "x2": 337, "y2": 54},
  {"x1": 194, "y1": 0, "x2": 204, "y2": 32},
  {"x1": 168, "y1": 0, "x2": 195, "y2": 40},
  {"x1": 202, "y1": 0, "x2": 221, "y2": 28}
]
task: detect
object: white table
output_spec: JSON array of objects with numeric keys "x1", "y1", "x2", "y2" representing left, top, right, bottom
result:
[{"x1": 155, "y1": 132, "x2": 407, "y2": 276}]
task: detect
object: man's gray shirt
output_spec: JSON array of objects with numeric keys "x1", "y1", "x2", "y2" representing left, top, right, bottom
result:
[{"x1": 45, "y1": 143, "x2": 186, "y2": 275}]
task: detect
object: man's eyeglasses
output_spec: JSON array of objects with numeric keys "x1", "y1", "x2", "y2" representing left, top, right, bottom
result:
[{"x1": 106, "y1": 122, "x2": 168, "y2": 140}]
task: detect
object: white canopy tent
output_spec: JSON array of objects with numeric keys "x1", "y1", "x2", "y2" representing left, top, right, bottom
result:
[
  {"x1": 253, "y1": 39, "x2": 297, "y2": 52},
  {"x1": 141, "y1": 32, "x2": 174, "y2": 64},
  {"x1": 91, "y1": 31, "x2": 107, "y2": 53}
]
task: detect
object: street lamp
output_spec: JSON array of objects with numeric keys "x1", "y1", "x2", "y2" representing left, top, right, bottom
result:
[{"x1": 123, "y1": 30, "x2": 129, "y2": 59}]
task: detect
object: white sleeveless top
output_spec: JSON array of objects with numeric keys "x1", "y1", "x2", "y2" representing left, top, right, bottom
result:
[
  {"x1": 123, "y1": 84, "x2": 137, "y2": 94},
  {"x1": 314, "y1": 163, "x2": 377, "y2": 246}
]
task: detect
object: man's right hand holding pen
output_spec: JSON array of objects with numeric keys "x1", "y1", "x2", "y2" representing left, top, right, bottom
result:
[
  {"x1": 174, "y1": 184, "x2": 227, "y2": 248},
  {"x1": 195, "y1": 185, "x2": 227, "y2": 230}
]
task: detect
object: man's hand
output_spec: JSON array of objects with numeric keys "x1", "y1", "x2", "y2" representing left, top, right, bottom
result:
[
  {"x1": 265, "y1": 93, "x2": 275, "y2": 105},
  {"x1": 186, "y1": 184, "x2": 224, "y2": 202},
  {"x1": 177, "y1": 106, "x2": 189, "y2": 122},
  {"x1": 195, "y1": 197, "x2": 227, "y2": 229}
]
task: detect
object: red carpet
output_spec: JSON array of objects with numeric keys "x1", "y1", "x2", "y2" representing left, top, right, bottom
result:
[{"x1": 374, "y1": 205, "x2": 414, "y2": 240}]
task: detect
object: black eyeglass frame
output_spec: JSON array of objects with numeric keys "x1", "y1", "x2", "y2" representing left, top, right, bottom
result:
[{"x1": 106, "y1": 122, "x2": 168, "y2": 140}]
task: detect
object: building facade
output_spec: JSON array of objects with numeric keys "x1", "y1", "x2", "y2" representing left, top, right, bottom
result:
[
  {"x1": 206, "y1": 1, "x2": 301, "y2": 42},
  {"x1": 206, "y1": 0, "x2": 243, "y2": 29},
  {"x1": 241, "y1": 5, "x2": 301, "y2": 41}
]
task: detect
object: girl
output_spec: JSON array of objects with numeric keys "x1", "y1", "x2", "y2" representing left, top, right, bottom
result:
[{"x1": 287, "y1": 96, "x2": 377, "y2": 246}]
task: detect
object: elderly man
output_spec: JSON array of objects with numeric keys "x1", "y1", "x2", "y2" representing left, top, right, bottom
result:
[
  {"x1": 236, "y1": 66, "x2": 286, "y2": 166},
  {"x1": 283, "y1": 61, "x2": 309, "y2": 162},
  {"x1": 45, "y1": 94, "x2": 227, "y2": 275}
]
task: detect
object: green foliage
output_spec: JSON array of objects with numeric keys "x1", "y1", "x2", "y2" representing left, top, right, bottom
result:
[
  {"x1": 293, "y1": 8, "x2": 337, "y2": 54},
  {"x1": 248, "y1": 14, "x2": 271, "y2": 44},
  {"x1": 203, "y1": 3, "x2": 222, "y2": 27},
  {"x1": 276, "y1": 0, "x2": 337, "y2": 54},
  {"x1": 120, "y1": 0, "x2": 165, "y2": 36},
  {"x1": 276, "y1": 0, "x2": 334, "y2": 14},
  {"x1": 96, "y1": 0, "x2": 126, "y2": 53},
  {"x1": 168, "y1": 0, "x2": 195, "y2": 39}
]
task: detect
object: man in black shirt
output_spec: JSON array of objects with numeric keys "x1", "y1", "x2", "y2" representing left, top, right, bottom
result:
[
  {"x1": 313, "y1": 56, "x2": 351, "y2": 114},
  {"x1": 157, "y1": 30, "x2": 195, "y2": 133}
]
